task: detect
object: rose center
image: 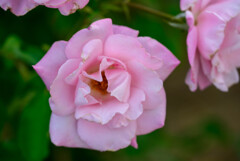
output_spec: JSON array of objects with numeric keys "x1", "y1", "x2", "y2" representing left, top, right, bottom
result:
[{"x1": 89, "y1": 72, "x2": 108, "y2": 95}]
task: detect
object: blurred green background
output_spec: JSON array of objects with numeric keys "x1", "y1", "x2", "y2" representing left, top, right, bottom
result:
[{"x1": 0, "y1": 0, "x2": 240, "y2": 161}]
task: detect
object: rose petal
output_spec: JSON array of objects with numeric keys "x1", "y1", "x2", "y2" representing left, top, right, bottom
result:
[
  {"x1": 131, "y1": 137, "x2": 138, "y2": 149},
  {"x1": 57, "y1": 0, "x2": 89, "y2": 15},
  {"x1": 127, "y1": 60, "x2": 163, "y2": 110},
  {"x1": 104, "y1": 34, "x2": 162, "y2": 70},
  {"x1": 136, "y1": 88, "x2": 166, "y2": 135},
  {"x1": 33, "y1": 41, "x2": 67, "y2": 90},
  {"x1": 75, "y1": 98, "x2": 129, "y2": 125},
  {"x1": 180, "y1": 0, "x2": 197, "y2": 10},
  {"x1": 198, "y1": 0, "x2": 240, "y2": 59},
  {"x1": 138, "y1": 37, "x2": 180, "y2": 81},
  {"x1": 113, "y1": 25, "x2": 139, "y2": 37},
  {"x1": 105, "y1": 69, "x2": 131, "y2": 102},
  {"x1": 50, "y1": 114, "x2": 89, "y2": 148},
  {"x1": 50, "y1": 59, "x2": 81, "y2": 116},
  {"x1": 74, "y1": 78, "x2": 99, "y2": 106},
  {"x1": 65, "y1": 19, "x2": 113, "y2": 58},
  {"x1": 124, "y1": 88, "x2": 145, "y2": 120},
  {"x1": 77, "y1": 119, "x2": 136, "y2": 151}
]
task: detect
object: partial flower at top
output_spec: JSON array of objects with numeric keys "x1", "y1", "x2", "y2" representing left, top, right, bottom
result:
[
  {"x1": 0, "y1": 0, "x2": 89, "y2": 16},
  {"x1": 34, "y1": 0, "x2": 89, "y2": 15},
  {"x1": 181, "y1": 0, "x2": 240, "y2": 91},
  {"x1": 33, "y1": 18, "x2": 180, "y2": 151},
  {"x1": 0, "y1": 0, "x2": 37, "y2": 16}
]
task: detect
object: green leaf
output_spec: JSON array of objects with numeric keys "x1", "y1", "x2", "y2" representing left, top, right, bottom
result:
[
  {"x1": 18, "y1": 90, "x2": 51, "y2": 161},
  {"x1": 1, "y1": 35, "x2": 44, "y2": 65}
]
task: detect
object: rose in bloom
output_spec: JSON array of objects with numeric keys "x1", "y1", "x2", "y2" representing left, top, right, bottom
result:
[
  {"x1": 33, "y1": 19, "x2": 180, "y2": 151},
  {"x1": 0, "y1": 0, "x2": 89, "y2": 16},
  {"x1": 181, "y1": 0, "x2": 240, "y2": 91}
]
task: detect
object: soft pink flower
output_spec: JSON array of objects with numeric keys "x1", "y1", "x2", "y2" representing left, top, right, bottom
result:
[
  {"x1": 181, "y1": 0, "x2": 240, "y2": 91},
  {"x1": 0, "y1": 0, "x2": 89, "y2": 16},
  {"x1": 33, "y1": 19, "x2": 180, "y2": 151},
  {"x1": 33, "y1": 0, "x2": 89, "y2": 15},
  {"x1": 0, "y1": 0, "x2": 37, "y2": 16}
]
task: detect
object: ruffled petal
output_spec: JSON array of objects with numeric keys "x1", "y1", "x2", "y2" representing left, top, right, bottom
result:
[
  {"x1": 75, "y1": 98, "x2": 129, "y2": 124},
  {"x1": 105, "y1": 69, "x2": 131, "y2": 102}
]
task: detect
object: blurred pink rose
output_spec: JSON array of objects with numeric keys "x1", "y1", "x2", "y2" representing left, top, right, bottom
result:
[
  {"x1": 0, "y1": 0, "x2": 88, "y2": 15},
  {"x1": 33, "y1": 19, "x2": 180, "y2": 151},
  {"x1": 0, "y1": 0, "x2": 37, "y2": 16},
  {"x1": 181, "y1": 0, "x2": 240, "y2": 91},
  {"x1": 33, "y1": 0, "x2": 89, "y2": 15}
]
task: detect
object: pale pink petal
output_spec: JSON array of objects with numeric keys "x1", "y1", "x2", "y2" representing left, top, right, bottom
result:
[
  {"x1": 180, "y1": 0, "x2": 197, "y2": 10},
  {"x1": 131, "y1": 137, "x2": 138, "y2": 149},
  {"x1": 82, "y1": 57, "x2": 114, "y2": 82},
  {"x1": 197, "y1": 1, "x2": 240, "y2": 59},
  {"x1": 50, "y1": 59, "x2": 81, "y2": 116},
  {"x1": 127, "y1": 60, "x2": 163, "y2": 110},
  {"x1": 219, "y1": 14, "x2": 240, "y2": 69},
  {"x1": 185, "y1": 53, "x2": 200, "y2": 91},
  {"x1": 77, "y1": 119, "x2": 136, "y2": 151},
  {"x1": 65, "y1": 62, "x2": 83, "y2": 85},
  {"x1": 33, "y1": 41, "x2": 67, "y2": 90},
  {"x1": 54, "y1": 0, "x2": 89, "y2": 15},
  {"x1": 105, "y1": 69, "x2": 131, "y2": 102},
  {"x1": 185, "y1": 70, "x2": 197, "y2": 91},
  {"x1": 138, "y1": 37, "x2": 180, "y2": 81},
  {"x1": 74, "y1": 78, "x2": 99, "y2": 106},
  {"x1": 81, "y1": 39, "x2": 103, "y2": 67},
  {"x1": 136, "y1": 89, "x2": 166, "y2": 135},
  {"x1": 198, "y1": 56, "x2": 211, "y2": 90},
  {"x1": 198, "y1": 68, "x2": 211, "y2": 90},
  {"x1": 211, "y1": 55, "x2": 239, "y2": 91},
  {"x1": 33, "y1": 0, "x2": 49, "y2": 3},
  {"x1": 187, "y1": 26, "x2": 198, "y2": 68},
  {"x1": 104, "y1": 34, "x2": 162, "y2": 70},
  {"x1": 50, "y1": 114, "x2": 89, "y2": 148},
  {"x1": 66, "y1": 19, "x2": 113, "y2": 59},
  {"x1": 75, "y1": 99, "x2": 129, "y2": 124},
  {"x1": 57, "y1": 0, "x2": 74, "y2": 15},
  {"x1": 44, "y1": 0, "x2": 67, "y2": 7},
  {"x1": 107, "y1": 114, "x2": 129, "y2": 128},
  {"x1": 124, "y1": 88, "x2": 145, "y2": 120},
  {"x1": 113, "y1": 25, "x2": 139, "y2": 37}
]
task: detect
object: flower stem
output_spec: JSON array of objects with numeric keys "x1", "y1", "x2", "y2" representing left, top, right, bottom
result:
[{"x1": 125, "y1": 1, "x2": 185, "y2": 24}]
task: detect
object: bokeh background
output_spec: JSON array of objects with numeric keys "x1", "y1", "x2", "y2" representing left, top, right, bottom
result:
[{"x1": 0, "y1": 0, "x2": 240, "y2": 161}]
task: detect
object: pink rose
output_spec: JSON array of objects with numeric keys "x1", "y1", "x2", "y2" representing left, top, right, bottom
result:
[
  {"x1": 0, "y1": 0, "x2": 89, "y2": 15},
  {"x1": 0, "y1": 0, "x2": 37, "y2": 16},
  {"x1": 33, "y1": 19, "x2": 180, "y2": 151},
  {"x1": 181, "y1": 0, "x2": 240, "y2": 91}
]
